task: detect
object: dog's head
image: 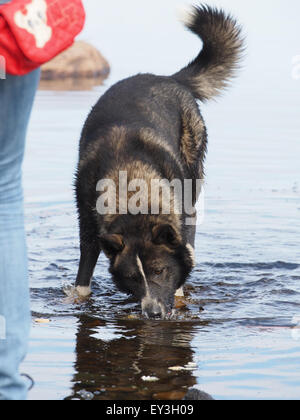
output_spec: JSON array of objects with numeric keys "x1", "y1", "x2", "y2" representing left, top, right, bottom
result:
[{"x1": 100, "y1": 224, "x2": 195, "y2": 319}]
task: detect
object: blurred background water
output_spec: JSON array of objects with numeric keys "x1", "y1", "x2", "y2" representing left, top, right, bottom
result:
[{"x1": 21, "y1": 0, "x2": 300, "y2": 400}]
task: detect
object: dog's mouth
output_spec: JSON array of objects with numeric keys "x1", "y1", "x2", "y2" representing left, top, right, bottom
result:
[
  {"x1": 141, "y1": 296, "x2": 175, "y2": 320},
  {"x1": 142, "y1": 309, "x2": 176, "y2": 321}
]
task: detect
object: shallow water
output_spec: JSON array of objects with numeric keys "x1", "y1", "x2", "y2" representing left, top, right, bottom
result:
[
  {"x1": 21, "y1": 86, "x2": 300, "y2": 400},
  {"x1": 21, "y1": 0, "x2": 300, "y2": 400}
]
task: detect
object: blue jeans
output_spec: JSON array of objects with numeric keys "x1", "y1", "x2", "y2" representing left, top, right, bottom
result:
[{"x1": 0, "y1": 70, "x2": 40, "y2": 400}]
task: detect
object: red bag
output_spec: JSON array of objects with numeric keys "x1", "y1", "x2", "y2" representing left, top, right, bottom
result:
[{"x1": 0, "y1": 0, "x2": 85, "y2": 75}]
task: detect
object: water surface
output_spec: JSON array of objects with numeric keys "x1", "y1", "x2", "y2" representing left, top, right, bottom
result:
[{"x1": 21, "y1": 87, "x2": 300, "y2": 400}]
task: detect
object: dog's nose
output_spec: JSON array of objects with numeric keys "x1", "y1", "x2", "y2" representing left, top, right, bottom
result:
[
  {"x1": 146, "y1": 308, "x2": 162, "y2": 319},
  {"x1": 142, "y1": 300, "x2": 163, "y2": 319}
]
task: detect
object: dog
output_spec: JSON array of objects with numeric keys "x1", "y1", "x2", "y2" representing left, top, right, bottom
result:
[{"x1": 74, "y1": 5, "x2": 243, "y2": 319}]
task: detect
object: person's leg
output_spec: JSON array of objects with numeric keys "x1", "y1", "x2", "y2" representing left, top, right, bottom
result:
[{"x1": 0, "y1": 69, "x2": 40, "y2": 400}]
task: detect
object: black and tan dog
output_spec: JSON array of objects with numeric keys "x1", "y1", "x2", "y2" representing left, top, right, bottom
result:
[{"x1": 75, "y1": 5, "x2": 243, "y2": 318}]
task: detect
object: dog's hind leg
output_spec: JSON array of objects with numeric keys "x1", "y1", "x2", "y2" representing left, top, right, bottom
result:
[
  {"x1": 186, "y1": 221, "x2": 196, "y2": 270},
  {"x1": 186, "y1": 222, "x2": 196, "y2": 249}
]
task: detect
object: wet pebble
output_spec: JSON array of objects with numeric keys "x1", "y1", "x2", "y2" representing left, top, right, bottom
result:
[
  {"x1": 142, "y1": 376, "x2": 159, "y2": 382},
  {"x1": 34, "y1": 318, "x2": 50, "y2": 324},
  {"x1": 77, "y1": 389, "x2": 94, "y2": 400}
]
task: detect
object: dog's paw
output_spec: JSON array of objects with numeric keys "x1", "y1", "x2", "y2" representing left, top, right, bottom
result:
[
  {"x1": 75, "y1": 286, "x2": 92, "y2": 297},
  {"x1": 63, "y1": 285, "x2": 91, "y2": 304}
]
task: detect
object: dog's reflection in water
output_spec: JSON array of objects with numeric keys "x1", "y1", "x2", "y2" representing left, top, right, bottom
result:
[{"x1": 66, "y1": 314, "x2": 213, "y2": 400}]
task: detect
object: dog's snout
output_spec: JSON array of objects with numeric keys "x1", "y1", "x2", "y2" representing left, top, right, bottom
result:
[
  {"x1": 142, "y1": 298, "x2": 163, "y2": 319},
  {"x1": 145, "y1": 308, "x2": 162, "y2": 319}
]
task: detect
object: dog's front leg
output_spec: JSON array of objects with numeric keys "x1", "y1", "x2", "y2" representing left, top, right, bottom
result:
[{"x1": 75, "y1": 240, "x2": 100, "y2": 297}]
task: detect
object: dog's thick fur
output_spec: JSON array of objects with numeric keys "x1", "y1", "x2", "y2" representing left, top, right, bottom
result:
[{"x1": 75, "y1": 5, "x2": 243, "y2": 318}]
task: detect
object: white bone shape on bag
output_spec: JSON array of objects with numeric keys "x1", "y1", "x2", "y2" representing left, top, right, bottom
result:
[{"x1": 14, "y1": 0, "x2": 52, "y2": 49}]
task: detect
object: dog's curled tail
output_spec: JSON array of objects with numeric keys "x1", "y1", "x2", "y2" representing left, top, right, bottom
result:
[{"x1": 173, "y1": 5, "x2": 244, "y2": 101}]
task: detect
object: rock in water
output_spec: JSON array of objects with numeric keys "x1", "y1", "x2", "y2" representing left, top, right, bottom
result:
[{"x1": 40, "y1": 41, "x2": 110, "y2": 90}]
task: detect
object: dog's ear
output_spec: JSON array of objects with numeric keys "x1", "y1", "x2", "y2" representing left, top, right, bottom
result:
[
  {"x1": 152, "y1": 224, "x2": 181, "y2": 249},
  {"x1": 99, "y1": 234, "x2": 124, "y2": 258}
]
